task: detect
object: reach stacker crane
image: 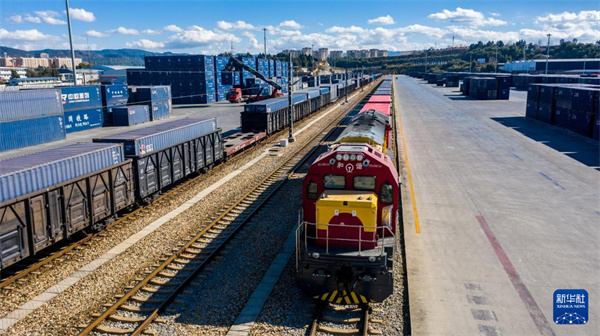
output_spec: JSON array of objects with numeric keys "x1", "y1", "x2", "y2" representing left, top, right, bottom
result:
[{"x1": 225, "y1": 57, "x2": 284, "y2": 103}]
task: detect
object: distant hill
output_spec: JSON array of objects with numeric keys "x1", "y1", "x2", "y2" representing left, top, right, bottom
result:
[{"x1": 0, "y1": 46, "x2": 180, "y2": 66}]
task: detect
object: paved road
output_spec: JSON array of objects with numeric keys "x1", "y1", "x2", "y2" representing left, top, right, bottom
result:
[
  {"x1": 0, "y1": 101, "x2": 244, "y2": 160},
  {"x1": 395, "y1": 76, "x2": 599, "y2": 335}
]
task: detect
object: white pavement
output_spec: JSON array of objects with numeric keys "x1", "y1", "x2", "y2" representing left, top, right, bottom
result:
[{"x1": 396, "y1": 76, "x2": 599, "y2": 336}]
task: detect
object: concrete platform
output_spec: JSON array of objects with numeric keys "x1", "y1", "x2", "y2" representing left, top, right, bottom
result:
[
  {"x1": 396, "y1": 76, "x2": 599, "y2": 335},
  {"x1": 0, "y1": 101, "x2": 244, "y2": 160}
]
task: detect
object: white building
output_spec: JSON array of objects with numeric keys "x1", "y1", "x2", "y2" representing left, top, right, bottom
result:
[{"x1": 0, "y1": 67, "x2": 27, "y2": 82}]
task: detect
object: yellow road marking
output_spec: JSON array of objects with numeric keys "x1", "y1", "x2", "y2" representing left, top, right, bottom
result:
[{"x1": 395, "y1": 83, "x2": 421, "y2": 234}]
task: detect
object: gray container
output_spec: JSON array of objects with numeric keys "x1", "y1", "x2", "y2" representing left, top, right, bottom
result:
[
  {"x1": 0, "y1": 115, "x2": 66, "y2": 152},
  {"x1": 0, "y1": 89, "x2": 63, "y2": 122},
  {"x1": 93, "y1": 117, "x2": 218, "y2": 156},
  {"x1": 0, "y1": 143, "x2": 125, "y2": 203}
]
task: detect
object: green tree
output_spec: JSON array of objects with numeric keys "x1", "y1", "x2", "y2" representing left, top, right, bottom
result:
[{"x1": 10, "y1": 70, "x2": 20, "y2": 79}]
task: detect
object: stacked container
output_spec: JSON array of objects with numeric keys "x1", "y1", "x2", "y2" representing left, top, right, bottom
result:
[
  {"x1": 101, "y1": 83, "x2": 129, "y2": 126},
  {"x1": 240, "y1": 56, "x2": 256, "y2": 86},
  {"x1": 128, "y1": 55, "x2": 216, "y2": 104},
  {"x1": 59, "y1": 86, "x2": 103, "y2": 133},
  {"x1": 257, "y1": 58, "x2": 269, "y2": 77},
  {"x1": 128, "y1": 86, "x2": 172, "y2": 121},
  {"x1": 215, "y1": 56, "x2": 235, "y2": 102},
  {"x1": 0, "y1": 89, "x2": 65, "y2": 152},
  {"x1": 269, "y1": 59, "x2": 275, "y2": 78}
]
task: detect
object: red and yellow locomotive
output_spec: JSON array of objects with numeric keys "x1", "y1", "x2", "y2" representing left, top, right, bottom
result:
[{"x1": 295, "y1": 77, "x2": 399, "y2": 304}]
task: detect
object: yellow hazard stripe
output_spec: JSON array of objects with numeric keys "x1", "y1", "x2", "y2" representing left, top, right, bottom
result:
[
  {"x1": 351, "y1": 292, "x2": 359, "y2": 304},
  {"x1": 321, "y1": 293, "x2": 328, "y2": 300},
  {"x1": 329, "y1": 290, "x2": 338, "y2": 302}
]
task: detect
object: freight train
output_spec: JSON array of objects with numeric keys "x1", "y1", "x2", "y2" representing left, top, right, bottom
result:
[
  {"x1": 295, "y1": 76, "x2": 399, "y2": 304},
  {"x1": 0, "y1": 74, "x2": 381, "y2": 273}
]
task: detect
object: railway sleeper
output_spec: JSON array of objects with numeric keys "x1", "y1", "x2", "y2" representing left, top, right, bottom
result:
[
  {"x1": 114, "y1": 294, "x2": 165, "y2": 304},
  {"x1": 102, "y1": 303, "x2": 157, "y2": 313},
  {"x1": 91, "y1": 312, "x2": 167, "y2": 324}
]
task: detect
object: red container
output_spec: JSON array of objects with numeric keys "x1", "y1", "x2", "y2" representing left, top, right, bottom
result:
[
  {"x1": 360, "y1": 102, "x2": 391, "y2": 117},
  {"x1": 367, "y1": 95, "x2": 392, "y2": 103}
]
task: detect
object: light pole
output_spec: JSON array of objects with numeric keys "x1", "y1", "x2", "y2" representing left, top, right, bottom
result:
[
  {"x1": 545, "y1": 34, "x2": 551, "y2": 75},
  {"x1": 495, "y1": 45, "x2": 499, "y2": 73},
  {"x1": 425, "y1": 50, "x2": 428, "y2": 73},
  {"x1": 262, "y1": 28, "x2": 267, "y2": 57},
  {"x1": 583, "y1": 55, "x2": 587, "y2": 74},
  {"x1": 287, "y1": 53, "x2": 294, "y2": 142},
  {"x1": 469, "y1": 52, "x2": 472, "y2": 73},
  {"x1": 65, "y1": 0, "x2": 77, "y2": 86},
  {"x1": 345, "y1": 53, "x2": 349, "y2": 104}
]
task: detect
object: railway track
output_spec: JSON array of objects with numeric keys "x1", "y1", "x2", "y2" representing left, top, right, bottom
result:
[
  {"x1": 309, "y1": 303, "x2": 382, "y2": 336},
  {"x1": 76, "y1": 83, "x2": 379, "y2": 336}
]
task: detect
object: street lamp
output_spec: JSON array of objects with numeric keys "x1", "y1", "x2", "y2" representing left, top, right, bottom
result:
[
  {"x1": 469, "y1": 52, "x2": 472, "y2": 73},
  {"x1": 583, "y1": 55, "x2": 587, "y2": 74},
  {"x1": 545, "y1": 34, "x2": 551, "y2": 75},
  {"x1": 65, "y1": 0, "x2": 77, "y2": 86}
]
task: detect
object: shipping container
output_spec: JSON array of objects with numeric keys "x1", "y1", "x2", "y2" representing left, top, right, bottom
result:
[
  {"x1": 93, "y1": 117, "x2": 221, "y2": 201},
  {"x1": 64, "y1": 108, "x2": 103, "y2": 133},
  {"x1": 101, "y1": 84, "x2": 128, "y2": 107},
  {"x1": 0, "y1": 89, "x2": 63, "y2": 122},
  {"x1": 59, "y1": 86, "x2": 102, "y2": 112},
  {"x1": 112, "y1": 105, "x2": 150, "y2": 126},
  {"x1": 0, "y1": 115, "x2": 66, "y2": 152},
  {"x1": 0, "y1": 142, "x2": 125, "y2": 203}
]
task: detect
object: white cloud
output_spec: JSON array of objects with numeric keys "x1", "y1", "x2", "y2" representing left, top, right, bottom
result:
[
  {"x1": 536, "y1": 10, "x2": 600, "y2": 24},
  {"x1": 70, "y1": 8, "x2": 96, "y2": 22},
  {"x1": 0, "y1": 28, "x2": 62, "y2": 50},
  {"x1": 242, "y1": 32, "x2": 262, "y2": 51},
  {"x1": 279, "y1": 20, "x2": 303, "y2": 29},
  {"x1": 34, "y1": 10, "x2": 66, "y2": 25},
  {"x1": 6, "y1": 15, "x2": 23, "y2": 23},
  {"x1": 164, "y1": 25, "x2": 240, "y2": 49},
  {"x1": 142, "y1": 29, "x2": 161, "y2": 35},
  {"x1": 368, "y1": 15, "x2": 395, "y2": 25},
  {"x1": 428, "y1": 7, "x2": 506, "y2": 27},
  {"x1": 85, "y1": 30, "x2": 105, "y2": 38},
  {"x1": 490, "y1": 12, "x2": 501, "y2": 17},
  {"x1": 114, "y1": 27, "x2": 139, "y2": 35},
  {"x1": 326, "y1": 26, "x2": 368, "y2": 34},
  {"x1": 164, "y1": 24, "x2": 183, "y2": 32},
  {"x1": 216, "y1": 20, "x2": 255, "y2": 30},
  {"x1": 24, "y1": 14, "x2": 41, "y2": 24},
  {"x1": 397, "y1": 24, "x2": 446, "y2": 38},
  {"x1": 126, "y1": 39, "x2": 165, "y2": 49}
]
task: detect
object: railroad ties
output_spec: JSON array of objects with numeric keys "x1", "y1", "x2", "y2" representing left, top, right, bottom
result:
[{"x1": 309, "y1": 303, "x2": 382, "y2": 336}]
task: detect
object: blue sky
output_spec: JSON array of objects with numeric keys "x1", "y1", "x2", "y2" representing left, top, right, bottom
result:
[{"x1": 1, "y1": 0, "x2": 599, "y2": 54}]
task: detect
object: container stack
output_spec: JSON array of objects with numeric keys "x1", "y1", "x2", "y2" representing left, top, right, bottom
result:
[
  {"x1": 240, "y1": 56, "x2": 256, "y2": 86},
  {"x1": 128, "y1": 86, "x2": 172, "y2": 121},
  {"x1": 128, "y1": 55, "x2": 216, "y2": 104},
  {"x1": 101, "y1": 83, "x2": 128, "y2": 126},
  {"x1": 0, "y1": 89, "x2": 66, "y2": 152},
  {"x1": 274, "y1": 60, "x2": 283, "y2": 77},
  {"x1": 59, "y1": 86, "x2": 104, "y2": 133},
  {"x1": 269, "y1": 59, "x2": 275, "y2": 78},
  {"x1": 468, "y1": 77, "x2": 498, "y2": 100},
  {"x1": 257, "y1": 58, "x2": 269, "y2": 77},
  {"x1": 215, "y1": 56, "x2": 235, "y2": 102},
  {"x1": 526, "y1": 84, "x2": 599, "y2": 140}
]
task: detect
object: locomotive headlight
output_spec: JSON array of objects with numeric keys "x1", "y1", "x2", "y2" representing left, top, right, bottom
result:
[
  {"x1": 357, "y1": 154, "x2": 364, "y2": 161},
  {"x1": 350, "y1": 154, "x2": 356, "y2": 161},
  {"x1": 336, "y1": 154, "x2": 343, "y2": 160},
  {"x1": 312, "y1": 252, "x2": 320, "y2": 259},
  {"x1": 368, "y1": 256, "x2": 377, "y2": 262},
  {"x1": 343, "y1": 154, "x2": 350, "y2": 161},
  {"x1": 329, "y1": 158, "x2": 336, "y2": 165}
]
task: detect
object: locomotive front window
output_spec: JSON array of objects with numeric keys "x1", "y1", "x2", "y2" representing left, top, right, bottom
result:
[
  {"x1": 324, "y1": 174, "x2": 345, "y2": 189},
  {"x1": 380, "y1": 183, "x2": 393, "y2": 203},
  {"x1": 307, "y1": 181, "x2": 318, "y2": 199},
  {"x1": 354, "y1": 176, "x2": 376, "y2": 190}
]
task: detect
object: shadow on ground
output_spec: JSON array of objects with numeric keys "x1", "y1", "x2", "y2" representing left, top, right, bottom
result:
[{"x1": 492, "y1": 116, "x2": 600, "y2": 170}]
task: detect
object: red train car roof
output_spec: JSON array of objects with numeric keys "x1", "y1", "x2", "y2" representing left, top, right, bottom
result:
[
  {"x1": 367, "y1": 95, "x2": 392, "y2": 103},
  {"x1": 360, "y1": 102, "x2": 391, "y2": 117}
]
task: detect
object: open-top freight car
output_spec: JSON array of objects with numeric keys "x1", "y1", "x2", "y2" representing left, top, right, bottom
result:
[
  {"x1": 93, "y1": 118, "x2": 221, "y2": 203},
  {"x1": 0, "y1": 143, "x2": 135, "y2": 270}
]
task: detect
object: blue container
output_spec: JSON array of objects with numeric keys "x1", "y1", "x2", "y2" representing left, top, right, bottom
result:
[
  {"x1": 129, "y1": 86, "x2": 171, "y2": 104},
  {"x1": 298, "y1": 89, "x2": 321, "y2": 99},
  {"x1": 112, "y1": 105, "x2": 150, "y2": 126},
  {"x1": 101, "y1": 84, "x2": 128, "y2": 107},
  {"x1": 93, "y1": 117, "x2": 218, "y2": 156},
  {"x1": 59, "y1": 86, "x2": 102, "y2": 112},
  {"x1": 145, "y1": 55, "x2": 214, "y2": 71},
  {"x1": 319, "y1": 87, "x2": 330, "y2": 94},
  {"x1": 0, "y1": 115, "x2": 65, "y2": 152},
  {"x1": 0, "y1": 89, "x2": 63, "y2": 121},
  {"x1": 64, "y1": 108, "x2": 103, "y2": 133},
  {"x1": 150, "y1": 101, "x2": 171, "y2": 121},
  {"x1": 0, "y1": 142, "x2": 124, "y2": 203}
]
